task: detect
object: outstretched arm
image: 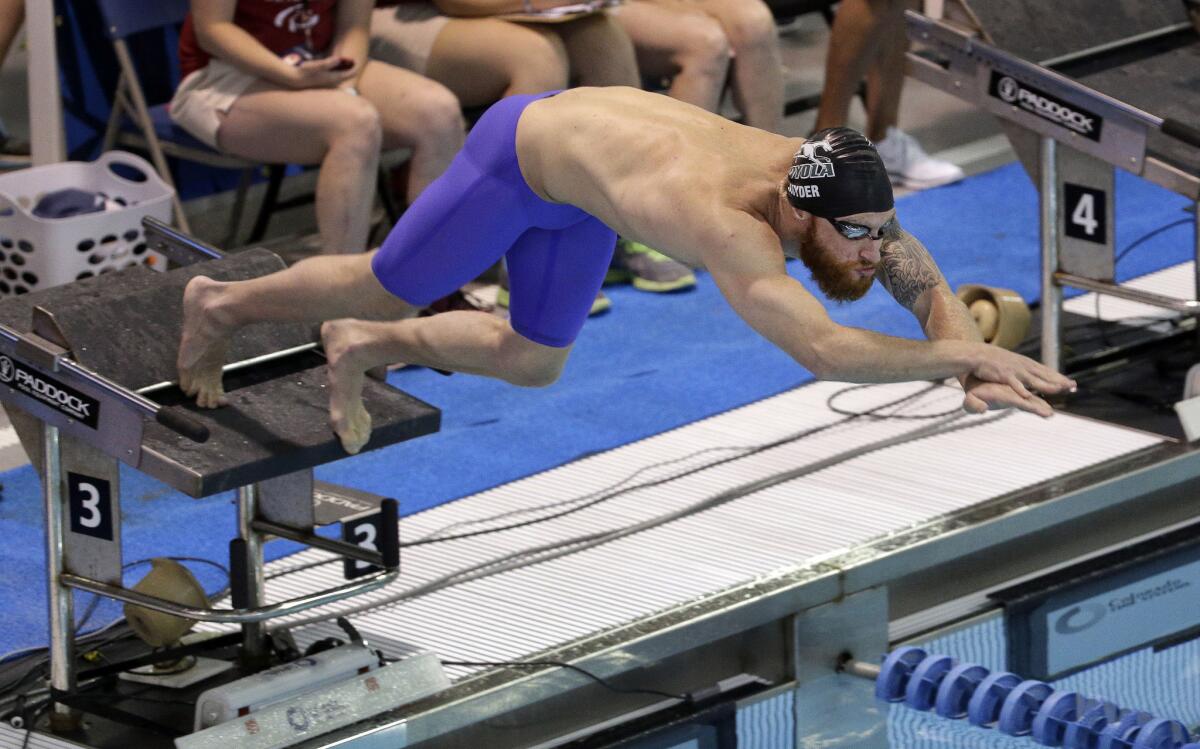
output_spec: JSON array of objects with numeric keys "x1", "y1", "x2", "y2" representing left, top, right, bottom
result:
[
  {"x1": 877, "y1": 222, "x2": 1064, "y2": 415},
  {"x1": 707, "y1": 220, "x2": 1072, "y2": 410},
  {"x1": 715, "y1": 265, "x2": 977, "y2": 382},
  {"x1": 877, "y1": 222, "x2": 979, "y2": 344}
]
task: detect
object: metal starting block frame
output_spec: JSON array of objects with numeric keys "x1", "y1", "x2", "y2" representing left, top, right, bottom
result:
[
  {"x1": 904, "y1": 10, "x2": 1200, "y2": 372},
  {"x1": 0, "y1": 218, "x2": 440, "y2": 729}
]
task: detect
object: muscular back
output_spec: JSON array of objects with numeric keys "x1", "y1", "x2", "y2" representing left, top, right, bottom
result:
[{"x1": 515, "y1": 87, "x2": 796, "y2": 269}]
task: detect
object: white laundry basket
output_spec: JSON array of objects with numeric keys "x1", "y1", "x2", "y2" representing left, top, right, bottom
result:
[{"x1": 0, "y1": 150, "x2": 173, "y2": 296}]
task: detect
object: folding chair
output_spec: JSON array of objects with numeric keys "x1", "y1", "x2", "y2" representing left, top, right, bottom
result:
[{"x1": 95, "y1": 0, "x2": 295, "y2": 246}]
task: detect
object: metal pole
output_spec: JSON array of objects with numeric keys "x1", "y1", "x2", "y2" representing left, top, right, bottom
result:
[
  {"x1": 1194, "y1": 199, "x2": 1199, "y2": 311},
  {"x1": 1194, "y1": 200, "x2": 1200, "y2": 352},
  {"x1": 238, "y1": 484, "x2": 266, "y2": 660},
  {"x1": 24, "y1": 0, "x2": 66, "y2": 164},
  {"x1": 61, "y1": 567, "x2": 397, "y2": 624},
  {"x1": 841, "y1": 660, "x2": 881, "y2": 680},
  {"x1": 42, "y1": 425, "x2": 77, "y2": 730},
  {"x1": 1040, "y1": 137, "x2": 1063, "y2": 371}
]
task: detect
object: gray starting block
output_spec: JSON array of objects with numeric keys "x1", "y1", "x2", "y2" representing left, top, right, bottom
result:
[{"x1": 0, "y1": 218, "x2": 440, "y2": 729}]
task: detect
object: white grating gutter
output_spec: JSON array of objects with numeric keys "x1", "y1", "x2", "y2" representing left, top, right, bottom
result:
[
  {"x1": 0, "y1": 724, "x2": 84, "y2": 749},
  {"x1": 198, "y1": 381, "x2": 1163, "y2": 682}
]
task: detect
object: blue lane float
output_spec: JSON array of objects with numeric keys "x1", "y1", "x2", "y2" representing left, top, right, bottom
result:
[
  {"x1": 874, "y1": 646, "x2": 927, "y2": 702},
  {"x1": 967, "y1": 671, "x2": 1023, "y2": 728},
  {"x1": 1031, "y1": 691, "x2": 1089, "y2": 746},
  {"x1": 1065, "y1": 701, "x2": 1122, "y2": 748},
  {"x1": 905, "y1": 654, "x2": 955, "y2": 710},
  {"x1": 873, "y1": 649, "x2": 1200, "y2": 749},
  {"x1": 998, "y1": 680, "x2": 1055, "y2": 737},
  {"x1": 935, "y1": 662, "x2": 990, "y2": 719}
]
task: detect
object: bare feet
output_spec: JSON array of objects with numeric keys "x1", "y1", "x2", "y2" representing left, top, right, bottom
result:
[
  {"x1": 322, "y1": 320, "x2": 372, "y2": 454},
  {"x1": 177, "y1": 276, "x2": 233, "y2": 409}
]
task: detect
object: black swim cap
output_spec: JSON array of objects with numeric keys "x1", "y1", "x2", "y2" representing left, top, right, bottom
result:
[{"x1": 785, "y1": 127, "x2": 893, "y2": 219}]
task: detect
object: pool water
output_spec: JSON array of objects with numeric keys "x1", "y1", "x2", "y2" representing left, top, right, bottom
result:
[{"x1": 703, "y1": 613, "x2": 1200, "y2": 748}]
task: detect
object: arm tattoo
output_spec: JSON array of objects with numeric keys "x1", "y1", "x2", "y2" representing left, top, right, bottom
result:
[{"x1": 877, "y1": 223, "x2": 944, "y2": 311}]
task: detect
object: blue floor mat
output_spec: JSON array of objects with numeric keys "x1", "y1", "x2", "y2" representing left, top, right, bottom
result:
[{"x1": 0, "y1": 162, "x2": 1193, "y2": 656}]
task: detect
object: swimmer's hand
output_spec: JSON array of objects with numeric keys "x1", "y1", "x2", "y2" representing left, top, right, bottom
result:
[
  {"x1": 961, "y1": 375, "x2": 1055, "y2": 418},
  {"x1": 965, "y1": 343, "x2": 1075, "y2": 401}
]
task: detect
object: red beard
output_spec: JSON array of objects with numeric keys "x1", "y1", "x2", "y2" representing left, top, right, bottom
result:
[{"x1": 798, "y1": 242, "x2": 875, "y2": 302}]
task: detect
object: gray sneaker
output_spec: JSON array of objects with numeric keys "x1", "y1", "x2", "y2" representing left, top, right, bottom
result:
[
  {"x1": 874, "y1": 127, "x2": 965, "y2": 190},
  {"x1": 607, "y1": 239, "x2": 696, "y2": 293}
]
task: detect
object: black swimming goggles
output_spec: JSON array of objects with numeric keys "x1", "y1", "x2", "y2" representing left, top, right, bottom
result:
[{"x1": 824, "y1": 215, "x2": 897, "y2": 241}]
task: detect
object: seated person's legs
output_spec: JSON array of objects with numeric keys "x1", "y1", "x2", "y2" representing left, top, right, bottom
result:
[
  {"x1": 611, "y1": 0, "x2": 730, "y2": 113},
  {"x1": 354, "y1": 59, "x2": 465, "y2": 202},
  {"x1": 215, "y1": 85, "x2": 383, "y2": 254},
  {"x1": 814, "y1": 0, "x2": 884, "y2": 133},
  {"x1": 371, "y1": 2, "x2": 569, "y2": 106},
  {"x1": 815, "y1": 0, "x2": 963, "y2": 188},
  {"x1": 551, "y1": 11, "x2": 641, "y2": 87},
  {"x1": 861, "y1": 0, "x2": 963, "y2": 188},
  {"x1": 683, "y1": 0, "x2": 783, "y2": 132},
  {"x1": 426, "y1": 19, "x2": 568, "y2": 103}
]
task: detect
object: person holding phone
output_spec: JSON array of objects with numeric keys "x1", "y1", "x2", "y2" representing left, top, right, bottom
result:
[{"x1": 171, "y1": 0, "x2": 466, "y2": 254}]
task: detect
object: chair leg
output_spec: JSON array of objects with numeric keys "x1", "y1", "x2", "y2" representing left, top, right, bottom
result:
[
  {"x1": 102, "y1": 75, "x2": 128, "y2": 153},
  {"x1": 376, "y1": 164, "x2": 401, "y2": 225},
  {"x1": 247, "y1": 165, "x2": 285, "y2": 243},
  {"x1": 222, "y1": 167, "x2": 255, "y2": 249},
  {"x1": 112, "y1": 39, "x2": 191, "y2": 233}
]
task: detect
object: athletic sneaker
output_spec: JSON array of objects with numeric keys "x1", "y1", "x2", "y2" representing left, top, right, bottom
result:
[
  {"x1": 874, "y1": 127, "x2": 965, "y2": 190},
  {"x1": 607, "y1": 239, "x2": 696, "y2": 293},
  {"x1": 495, "y1": 268, "x2": 612, "y2": 316}
]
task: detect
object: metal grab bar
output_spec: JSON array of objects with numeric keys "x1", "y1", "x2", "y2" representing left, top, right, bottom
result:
[{"x1": 61, "y1": 567, "x2": 398, "y2": 625}]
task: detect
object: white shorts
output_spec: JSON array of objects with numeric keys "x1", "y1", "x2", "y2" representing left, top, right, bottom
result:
[
  {"x1": 168, "y1": 59, "x2": 263, "y2": 150},
  {"x1": 369, "y1": 2, "x2": 451, "y2": 74}
]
